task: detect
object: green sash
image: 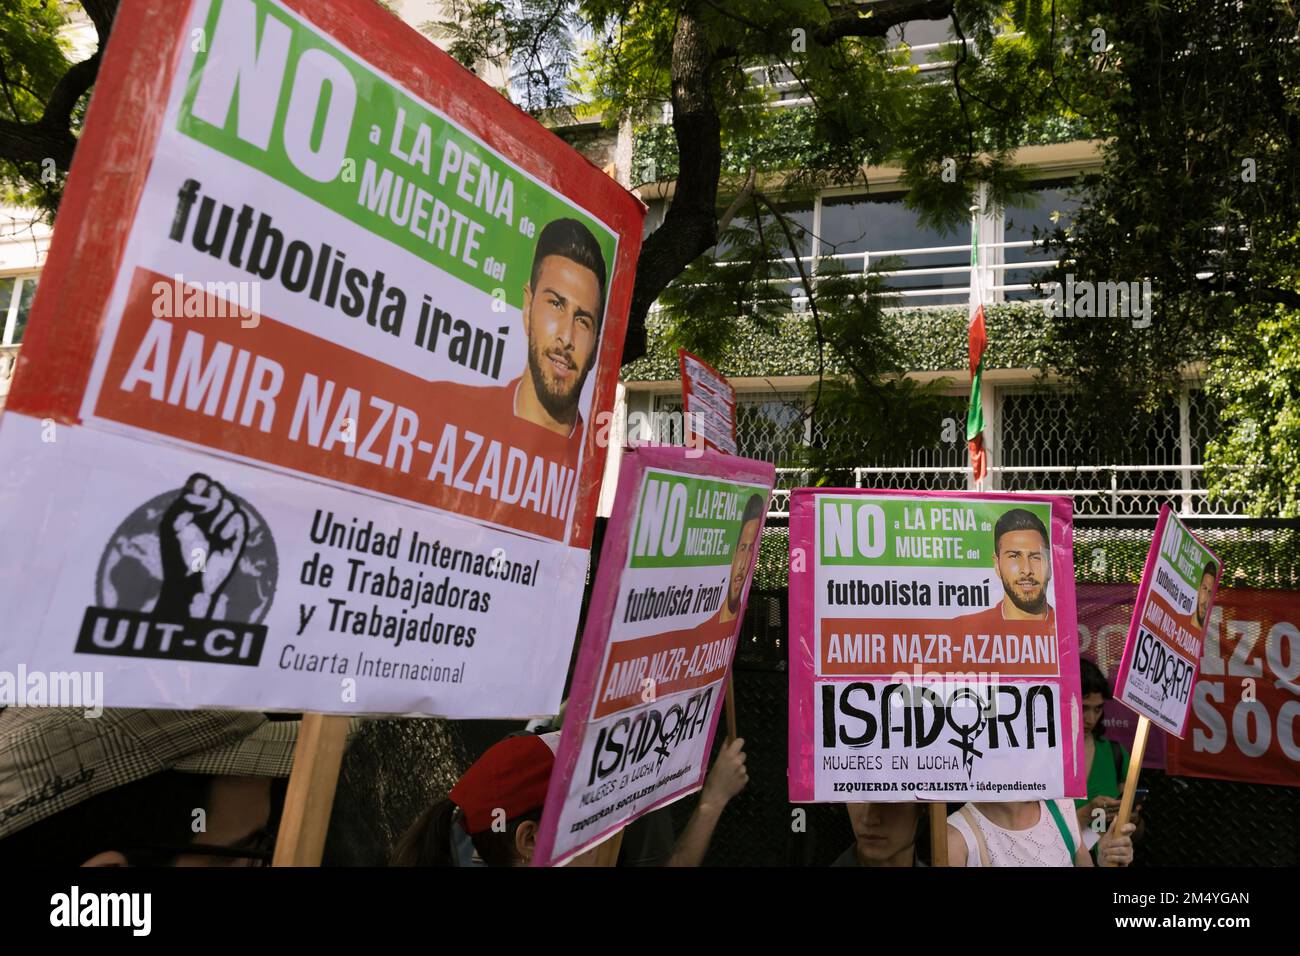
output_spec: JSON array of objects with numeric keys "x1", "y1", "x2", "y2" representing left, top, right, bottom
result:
[{"x1": 1045, "y1": 800, "x2": 1077, "y2": 863}]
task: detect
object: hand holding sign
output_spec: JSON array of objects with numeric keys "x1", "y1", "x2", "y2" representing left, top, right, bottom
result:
[
  {"x1": 702, "y1": 737, "x2": 750, "y2": 807},
  {"x1": 1097, "y1": 821, "x2": 1136, "y2": 867}
]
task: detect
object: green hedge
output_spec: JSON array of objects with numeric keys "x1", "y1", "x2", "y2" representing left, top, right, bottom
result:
[
  {"x1": 622, "y1": 302, "x2": 1053, "y2": 381},
  {"x1": 631, "y1": 109, "x2": 1095, "y2": 185}
]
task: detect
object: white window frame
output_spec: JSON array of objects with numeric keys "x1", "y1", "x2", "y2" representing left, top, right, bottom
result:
[{"x1": 1, "y1": 273, "x2": 39, "y2": 347}]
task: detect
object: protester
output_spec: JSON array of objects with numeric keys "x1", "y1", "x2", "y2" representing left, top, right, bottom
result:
[
  {"x1": 833, "y1": 802, "x2": 927, "y2": 867},
  {"x1": 1075, "y1": 658, "x2": 1140, "y2": 841},
  {"x1": 0, "y1": 708, "x2": 300, "y2": 866},
  {"x1": 392, "y1": 733, "x2": 750, "y2": 867},
  {"x1": 947, "y1": 799, "x2": 1135, "y2": 866},
  {"x1": 664, "y1": 737, "x2": 749, "y2": 866},
  {"x1": 390, "y1": 732, "x2": 556, "y2": 866}
]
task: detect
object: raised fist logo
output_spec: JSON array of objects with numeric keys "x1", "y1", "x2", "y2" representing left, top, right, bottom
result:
[{"x1": 155, "y1": 474, "x2": 248, "y2": 619}]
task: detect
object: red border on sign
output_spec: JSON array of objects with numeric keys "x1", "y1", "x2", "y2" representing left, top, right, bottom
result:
[{"x1": 6, "y1": 0, "x2": 188, "y2": 423}]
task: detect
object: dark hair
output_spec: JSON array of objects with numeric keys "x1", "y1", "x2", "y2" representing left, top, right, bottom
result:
[
  {"x1": 993, "y1": 508, "x2": 1049, "y2": 553},
  {"x1": 1202, "y1": 561, "x2": 1218, "y2": 582},
  {"x1": 389, "y1": 797, "x2": 541, "y2": 867},
  {"x1": 529, "y1": 218, "x2": 607, "y2": 326},
  {"x1": 1080, "y1": 658, "x2": 1113, "y2": 738},
  {"x1": 1080, "y1": 658, "x2": 1113, "y2": 700},
  {"x1": 0, "y1": 770, "x2": 213, "y2": 866},
  {"x1": 741, "y1": 493, "x2": 766, "y2": 525}
]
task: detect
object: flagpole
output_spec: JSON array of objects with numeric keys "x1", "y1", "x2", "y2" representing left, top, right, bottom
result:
[{"x1": 967, "y1": 200, "x2": 988, "y2": 492}]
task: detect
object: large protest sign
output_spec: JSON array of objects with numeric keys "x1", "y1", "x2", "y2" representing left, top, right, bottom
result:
[
  {"x1": 1111, "y1": 507, "x2": 1222, "y2": 738},
  {"x1": 532, "y1": 446, "x2": 775, "y2": 866},
  {"x1": 678, "y1": 349, "x2": 737, "y2": 456},
  {"x1": 0, "y1": 0, "x2": 644, "y2": 718},
  {"x1": 1078, "y1": 584, "x2": 1167, "y2": 769},
  {"x1": 788, "y1": 489, "x2": 1086, "y2": 802}
]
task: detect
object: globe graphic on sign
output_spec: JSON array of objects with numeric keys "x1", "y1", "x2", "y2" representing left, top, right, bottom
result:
[{"x1": 95, "y1": 485, "x2": 278, "y2": 624}]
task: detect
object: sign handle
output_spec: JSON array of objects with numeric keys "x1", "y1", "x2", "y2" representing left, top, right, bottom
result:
[
  {"x1": 272, "y1": 713, "x2": 351, "y2": 867},
  {"x1": 929, "y1": 804, "x2": 949, "y2": 866},
  {"x1": 724, "y1": 678, "x2": 738, "y2": 743},
  {"x1": 569, "y1": 828, "x2": 625, "y2": 866},
  {"x1": 1115, "y1": 715, "x2": 1149, "y2": 832}
]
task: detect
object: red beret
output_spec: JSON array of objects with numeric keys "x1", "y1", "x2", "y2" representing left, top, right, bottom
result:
[{"x1": 449, "y1": 733, "x2": 558, "y2": 835}]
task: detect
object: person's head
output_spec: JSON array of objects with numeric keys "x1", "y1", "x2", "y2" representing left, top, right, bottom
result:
[
  {"x1": 1079, "y1": 658, "x2": 1113, "y2": 738},
  {"x1": 726, "y1": 494, "x2": 766, "y2": 614},
  {"x1": 845, "y1": 802, "x2": 923, "y2": 866},
  {"x1": 0, "y1": 708, "x2": 299, "y2": 866},
  {"x1": 392, "y1": 733, "x2": 557, "y2": 867},
  {"x1": 522, "y1": 218, "x2": 607, "y2": 426},
  {"x1": 992, "y1": 508, "x2": 1052, "y2": 615},
  {"x1": 1194, "y1": 561, "x2": 1217, "y2": 627}
]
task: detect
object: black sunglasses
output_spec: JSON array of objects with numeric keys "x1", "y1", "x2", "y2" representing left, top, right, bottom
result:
[{"x1": 128, "y1": 826, "x2": 276, "y2": 866}]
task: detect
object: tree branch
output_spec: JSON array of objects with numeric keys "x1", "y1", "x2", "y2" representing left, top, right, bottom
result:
[
  {"x1": 716, "y1": 166, "x2": 757, "y2": 238},
  {"x1": 814, "y1": 0, "x2": 954, "y2": 46},
  {"x1": 624, "y1": 4, "x2": 724, "y2": 362},
  {"x1": 0, "y1": 0, "x2": 117, "y2": 172},
  {"x1": 754, "y1": 192, "x2": 827, "y2": 424}
]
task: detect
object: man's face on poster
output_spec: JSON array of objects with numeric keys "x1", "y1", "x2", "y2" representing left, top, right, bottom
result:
[
  {"x1": 994, "y1": 529, "x2": 1051, "y2": 615},
  {"x1": 522, "y1": 255, "x2": 601, "y2": 424},
  {"x1": 727, "y1": 518, "x2": 761, "y2": 613},
  {"x1": 1194, "y1": 570, "x2": 1215, "y2": 628}
]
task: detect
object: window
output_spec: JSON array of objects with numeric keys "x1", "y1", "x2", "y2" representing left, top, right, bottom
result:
[
  {"x1": 820, "y1": 194, "x2": 970, "y2": 306},
  {"x1": 716, "y1": 202, "x2": 814, "y2": 300},
  {"x1": 887, "y1": 18, "x2": 959, "y2": 69},
  {"x1": 1001, "y1": 184, "x2": 1078, "y2": 301},
  {"x1": 653, "y1": 390, "x2": 807, "y2": 464},
  {"x1": 1, "y1": 274, "x2": 39, "y2": 346},
  {"x1": 735, "y1": 391, "x2": 806, "y2": 463}
]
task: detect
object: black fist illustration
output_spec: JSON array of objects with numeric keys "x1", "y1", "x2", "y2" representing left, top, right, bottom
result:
[{"x1": 156, "y1": 474, "x2": 248, "y2": 619}]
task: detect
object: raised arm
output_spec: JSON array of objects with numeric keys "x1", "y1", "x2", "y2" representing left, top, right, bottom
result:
[{"x1": 665, "y1": 737, "x2": 748, "y2": 867}]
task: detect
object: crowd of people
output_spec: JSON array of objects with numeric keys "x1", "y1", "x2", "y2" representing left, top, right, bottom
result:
[{"x1": 0, "y1": 659, "x2": 1143, "y2": 868}]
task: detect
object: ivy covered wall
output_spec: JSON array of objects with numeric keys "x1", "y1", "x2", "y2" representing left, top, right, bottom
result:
[
  {"x1": 631, "y1": 109, "x2": 1095, "y2": 185},
  {"x1": 621, "y1": 302, "x2": 1054, "y2": 382}
]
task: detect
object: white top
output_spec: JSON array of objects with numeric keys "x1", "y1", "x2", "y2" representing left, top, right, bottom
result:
[{"x1": 948, "y1": 800, "x2": 1082, "y2": 867}]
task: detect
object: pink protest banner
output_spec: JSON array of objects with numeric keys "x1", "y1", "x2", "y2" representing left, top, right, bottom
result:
[
  {"x1": 532, "y1": 446, "x2": 775, "y2": 866},
  {"x1": 788, "y1": 489, "x2": 1086, "y2": 802},
  {"x1": 678, "y1": 349, "x2": 738, "y2": 456},
  {"x1": 1077, "y1": 583, "x2": 1167, "y2": 769},
  {"x1": 1111, "y1": 505, "x2": 1223, "y2": 738}
]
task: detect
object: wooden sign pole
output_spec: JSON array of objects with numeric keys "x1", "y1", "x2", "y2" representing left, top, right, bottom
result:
[
  {"x1": 724, "y1": 679, "x2": 739, "y2": 743},
  {"x1": 568, "y1": 828, "x2": 625, "y2": 867},
  {"x1": 929, "y1": 804, "x2": 949, "y2": 866},
  {"x1": 272, "y1": 713, "x2": 352, "y2": 867},
  {"x1": 1114, "y1": 715, "x2": 1150, "y2": 832}
]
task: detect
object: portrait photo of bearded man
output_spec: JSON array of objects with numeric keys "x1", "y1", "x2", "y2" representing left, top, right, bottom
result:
[{"x1": 954, "y1": 507, "x2": 1056, "y2": 632}]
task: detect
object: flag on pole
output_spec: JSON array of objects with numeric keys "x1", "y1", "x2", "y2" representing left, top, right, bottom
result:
[{"x1": 967, "y1": 209, "x2": 988, "y2": 486}]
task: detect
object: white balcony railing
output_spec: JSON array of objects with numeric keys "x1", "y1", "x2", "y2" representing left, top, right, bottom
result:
[
  {"x1": 692, "y1": 237, "x2": 1059, "y2": 313},
  {"x1": 766, "y1": 464, "x2": 1242, "y2": 519}
]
